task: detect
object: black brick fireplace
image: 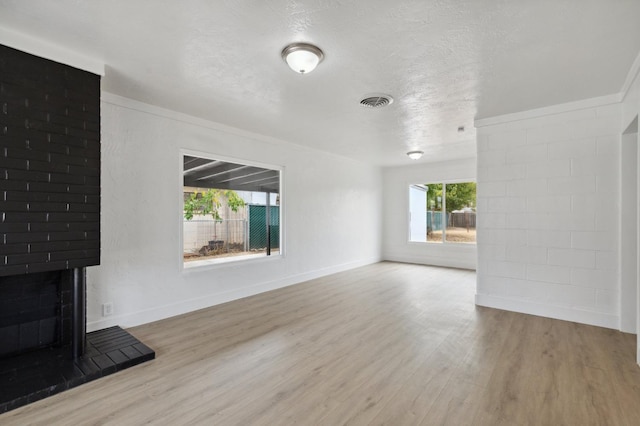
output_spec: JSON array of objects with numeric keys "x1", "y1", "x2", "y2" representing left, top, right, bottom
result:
[{"x1": 1, "y1": 44, "x2": 153, "y2": 414}]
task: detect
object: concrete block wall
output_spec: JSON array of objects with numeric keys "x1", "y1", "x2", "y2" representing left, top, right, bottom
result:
[{"x1": 475, "y1": 103, "x2": 622, "y2": 329}]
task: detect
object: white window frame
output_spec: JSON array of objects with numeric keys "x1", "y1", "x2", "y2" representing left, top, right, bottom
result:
[
  {"x1": 408, "y1": 179, "x2": 476, "y2": 245},
  {"x1": 179, "y1": 149, "x2": 284, "y2": 272}
]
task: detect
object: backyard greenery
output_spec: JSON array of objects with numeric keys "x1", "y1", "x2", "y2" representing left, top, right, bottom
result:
[
  {"x1": 426, "y1": 182, "x2": 476, "y2": 212},
  {"x1": 183, "y1": 189, "x2": 245, "y2": 220}
]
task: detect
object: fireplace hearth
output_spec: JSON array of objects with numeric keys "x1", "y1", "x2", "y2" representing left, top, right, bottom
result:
[{"x1": 0, "y1": 326, "x2": 154, "y2": 414}]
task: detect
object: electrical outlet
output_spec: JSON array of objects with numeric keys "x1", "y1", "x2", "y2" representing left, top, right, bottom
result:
[{"x1": 102, "y1": 302, "x2": 114, "y2": 316}]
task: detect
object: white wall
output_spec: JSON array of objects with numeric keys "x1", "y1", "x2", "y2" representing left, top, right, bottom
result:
[
  {"x1": 382, "y1": 158, "x2": 477, "y2": 270},
  {"x1": 87, "y1": 94, "x2": 382, "y2": 331},
  {"x1": 475, "y1": 102, "x2": 622, "y2": 329}
]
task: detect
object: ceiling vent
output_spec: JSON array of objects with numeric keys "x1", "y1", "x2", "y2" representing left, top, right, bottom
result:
[{"x1": 359, "y1": 94, "x2": 394, "y2": 108}]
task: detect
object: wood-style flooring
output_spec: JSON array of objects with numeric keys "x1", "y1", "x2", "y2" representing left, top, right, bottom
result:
[{"x1": 1, "y1": 262, "x2": 639, "y2": 425}]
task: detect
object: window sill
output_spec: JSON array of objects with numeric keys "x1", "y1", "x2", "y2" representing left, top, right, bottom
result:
[
  {"x1": 407, "y1": 241, "x2": 477, "y2": 248},
  {"x1": 182, "y1": 252, "x2": 283, "y2": 273}
]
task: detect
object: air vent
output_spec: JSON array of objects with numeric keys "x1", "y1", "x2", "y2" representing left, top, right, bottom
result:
[{"x1": 359, "y1": 94, "x2": 394, "y2": 108}]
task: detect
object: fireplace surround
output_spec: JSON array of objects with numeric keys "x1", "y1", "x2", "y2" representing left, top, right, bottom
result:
[{"x1": 0, "y1": 44, "x2": 154, "y2": 414}]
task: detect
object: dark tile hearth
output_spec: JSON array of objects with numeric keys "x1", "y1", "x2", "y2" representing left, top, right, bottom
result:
[{"x1": 0, "y1": 326, "x2": 154, "y2": 414}]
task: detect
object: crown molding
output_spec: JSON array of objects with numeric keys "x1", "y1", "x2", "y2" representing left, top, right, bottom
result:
[{"x1": 0, "y1": 26, "x2": 104, "y2": 75}]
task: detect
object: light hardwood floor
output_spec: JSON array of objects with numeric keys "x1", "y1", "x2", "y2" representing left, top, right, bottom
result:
[{"x1": 2, "y1": 262, "x2": 639, "y2": 425}]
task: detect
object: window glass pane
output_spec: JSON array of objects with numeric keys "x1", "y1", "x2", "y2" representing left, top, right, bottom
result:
[
  {"x1": 444, "y1": 182, "x2": 476, "y2": 244},
  {"x1": 183, "y1": 155, "x2": 281, "y2": 267}
]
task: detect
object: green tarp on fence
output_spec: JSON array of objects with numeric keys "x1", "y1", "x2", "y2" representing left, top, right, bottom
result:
[{"x1": 248, "y1": 205, "x2": 280, "y2": 250}]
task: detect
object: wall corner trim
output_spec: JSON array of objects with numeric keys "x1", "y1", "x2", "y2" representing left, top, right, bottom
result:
[
  {"x1": 474, "y1": 93, "x2": 622, "y2": 128},
  {"x1": 0, "y1": 26, "x2": 104, "y2": 75}
]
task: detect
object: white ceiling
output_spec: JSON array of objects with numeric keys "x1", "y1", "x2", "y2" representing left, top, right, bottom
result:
[{"x1": 1, "y1": 0, "x2": 639, "y2": 166}]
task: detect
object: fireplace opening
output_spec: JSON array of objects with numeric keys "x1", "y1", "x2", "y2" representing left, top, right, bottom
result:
[{"x1": 0, "y1": 270, "x2": 69, "y2": 358}]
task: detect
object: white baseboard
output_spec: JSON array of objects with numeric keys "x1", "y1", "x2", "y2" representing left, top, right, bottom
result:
[
  {"x1": 475, "y1": 293, "x2": 619, "y2": 330},
  {"x1": 87, "y1": 257, "x2": 380, "y2": 332},
  {"x1": 383, "y1": 254, "x2": 476, "y2": 270}
]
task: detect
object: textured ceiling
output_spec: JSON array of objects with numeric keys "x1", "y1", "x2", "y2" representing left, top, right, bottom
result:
[{"x1": 1, "y1": 0, "x2": 639, "y2": 166}]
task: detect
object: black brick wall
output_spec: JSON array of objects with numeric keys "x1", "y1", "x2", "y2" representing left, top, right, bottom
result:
[{"x1": 0, "y1": 44, "x2": 101, "y2": 277}]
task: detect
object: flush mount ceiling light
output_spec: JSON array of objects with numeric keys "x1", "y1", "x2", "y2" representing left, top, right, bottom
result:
[
  {"x1": 407, "y1": 151, "x2": 424, "y2": 160},
  {"x1": 281, "y1": 42, "x2": 324, "y2": 74}
]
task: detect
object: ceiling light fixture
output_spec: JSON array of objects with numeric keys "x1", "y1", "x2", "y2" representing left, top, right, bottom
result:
[
  {"x1": 407, "y1": 151, "x2": 424, "y2": 160},
  {"x1": 281, "y1": 42, "x2": 324, "y2": 74}
]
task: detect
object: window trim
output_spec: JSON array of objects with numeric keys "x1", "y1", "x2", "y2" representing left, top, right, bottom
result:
[{"x1": 179, "y1": 149, "x2": 285, "y2": 272}]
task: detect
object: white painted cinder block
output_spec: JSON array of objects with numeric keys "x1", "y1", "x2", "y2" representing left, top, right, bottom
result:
[
  {"x1": 547, "y1": 248, "x2": 596, "y2": 268},
  {"x1": 571, "y1": 268, "x2": 616, "y2": 290},
  {"x1": 573, "y1": 117, "x2": 621, "y2": 139},
  {"x1": 595, "y1": 210, "x2": 617, "y2": 232},
  {"x1": 526, "y1": 195, "x2": 571, "y2": 213},
  {"x1": 526, "y1": 159, "x2": 571, "y2": 179},
  {"x1": 488, "y1": 261, "x2": 526, "y2": 279},
  {"x1": 485, "y1": 197, "x2": 527, "y2": 213},
  {"x1": 506, "y1": 179, "x2": 548, "y2": 197},
  {"x1": 547, "y1": 176, "x2": 596, "y2": 195},
  {"x1": 526, "y1": 124, "x2": 573, "y2": 145},
  {"x1": 596, "y1": 134, "x2": 619, "y2": 155},
  {"x1": 505, "y1": 213, "x2": 528, "y2": 229},
  {"x1": 506, "y1": 144, "x2": 548, "y2": 164},
  {"x1": 596, "y1": 251, "x2": 618, "y2": 271},
  {"x1": 488, "y1": 130, "x2": 527, "y2": 150},
  {"x1": 505, "y1": 246, "x2": 548, "y2": 264},
  {"x1": 553, "y1": 285, "x2": 597, "y2": 310},
  {"x1": 483, "y1": 164, "x2": 527, "y2": 182},
  {"x1": 526, "y1": 212, "x2": 595, "y2": 232},
  {"x1": 480, "y1": 149, "x2": 507, "y2": 166},
  {"x1": 527, "y1": 230, "x2": 571, "y2": 248},
  {"x1": 526, "y1": 264, "x2": 572, "y2": 284},
  {"x1": 479, "y1": 181, "x2": 507, "y2": 197},
  {"x1": 475, "y1": 100, "x2": 622, "y2": 330},
  {"x1": 477, "y1": 135, "x2": 491, "y2": 152},
  {"x1": 549, "y1": 138, "x2": 596, "y2": 160},
  {"x1": 595, "y1": 289, "x2": 618, "y2": 313},
  {"x1": 596, "y1": 173, "x2": 619, "y2": 194},
  {"x1": 571, "y1": 194, "x2": 597, "y2": 212},
  {"x1": 479, "y1": 229, "x2": 527, "y2": 246},
  {"x1": 481, "y1": 213, "x2": 506, "y2": 228},
  {"x1": 571, "y1": 231, "x2": 616, "y2": 251},
  {"x1": 570, "y1": 157, "x2": 598, "y2": 177},
  {"x1": 478, "y1": 244, "x2": 506, "y2": 261}
]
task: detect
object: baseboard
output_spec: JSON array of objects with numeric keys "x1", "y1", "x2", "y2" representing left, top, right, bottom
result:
[
  {"x1": 475, "y1": 293, "x2": 619, "y2": 330},
  {"x1": 383, "y1": 254, "x2": 476, "y2": 270},
  {"x1": 87, "y1": 257, "x2": 380, "y2": 332}
]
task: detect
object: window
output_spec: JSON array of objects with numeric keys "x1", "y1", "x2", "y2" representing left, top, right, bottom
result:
[
  {"x1": 409, "y1": 182, "x2": 476, "y2": 244},
  {"x1": 182, "y1": 153, "x2": 282, "y2": 268}
]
